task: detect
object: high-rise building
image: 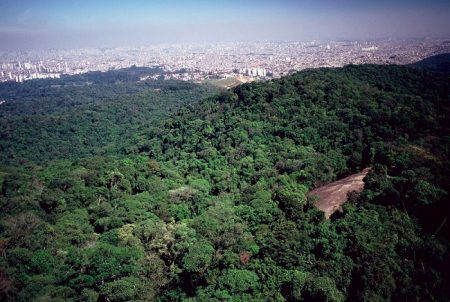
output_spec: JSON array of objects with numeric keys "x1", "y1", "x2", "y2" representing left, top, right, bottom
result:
[{"x1": 239, "y1": 67, "x2": 267, "y2": 77}]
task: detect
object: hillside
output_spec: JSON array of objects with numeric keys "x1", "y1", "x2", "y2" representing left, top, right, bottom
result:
[
  {"x1": 409, "y1": 53, "x2": 450, "y2": 73},
  {"x1": 0, "y1": 64, "x2": 449, "y2": 301},
  {"x1": 0, "y1": 69, "x2": 219, "y2": 164}
]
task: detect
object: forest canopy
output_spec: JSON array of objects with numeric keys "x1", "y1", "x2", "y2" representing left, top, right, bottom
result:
[{"x1": 0, "y1": 64, "x2": 449, "y2": 301}]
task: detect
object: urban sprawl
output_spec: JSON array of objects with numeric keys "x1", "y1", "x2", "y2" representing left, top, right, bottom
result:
[{"x1": 1, "y1": 38, "x2": 449, "y2": 84}]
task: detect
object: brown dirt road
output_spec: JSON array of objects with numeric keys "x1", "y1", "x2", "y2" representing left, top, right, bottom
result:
[{"x1": 308, "y1": 168, "x2": 371, "y2": 218}]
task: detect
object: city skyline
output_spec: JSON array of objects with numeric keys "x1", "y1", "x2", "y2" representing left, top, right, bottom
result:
[
  {"x1": 2, "y1": 39, "x2": 449, "y2": 84},
  {"x1": 1, "y1": 0, "x2": 450, "y2": 50}
]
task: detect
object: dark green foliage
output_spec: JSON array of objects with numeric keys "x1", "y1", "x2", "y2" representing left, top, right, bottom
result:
[
  {"x1": 0, "y1": 70, "x2": 218, "y2": 165},
  {"x1": 0, "y1": 64, "x2": 449, "y2": 301},
  {"x1": 409, "y1": 53, "x2": 450, "y2": 73}
]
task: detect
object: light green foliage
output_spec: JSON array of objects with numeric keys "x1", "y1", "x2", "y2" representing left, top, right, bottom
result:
[
  {"x1": 218, "y1": 269, "x2": 260, "y2": 293},
  {"x1": 182, "y1": 241, "x2": 215, "y2": 273},
  {"x1": 303, "y1": 276, "x2": 345, "y2": 302},
  {"x1": 100, "y1": 276, "x2": 143, "y2": 302},
  {"x1": 411, "y1": 180, "x2": 446, "y2": 206},
  {"x1": 276, "y1": 175, "x2": 309, "y2": 220},
  {"x1": 54, "y1": 209, "x2": 93, "y2": 246},
  {"x1": 117, "y1": 224, "x2": 140, "y2": 247},
  {"x1": 30, "y1": 250, "x2": 56, "y2": 274}
]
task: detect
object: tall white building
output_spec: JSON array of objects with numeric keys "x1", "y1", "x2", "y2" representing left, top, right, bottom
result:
[{"x1": 240, "y1": 67, "x2": 266, "y2": 77}]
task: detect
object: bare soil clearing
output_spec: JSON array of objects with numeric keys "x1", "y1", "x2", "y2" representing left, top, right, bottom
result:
[{"x1": 309, "y1": 168, "x2": 371, "y2": 218}]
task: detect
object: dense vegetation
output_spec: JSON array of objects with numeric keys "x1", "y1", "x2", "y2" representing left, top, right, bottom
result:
[
  {"x1": 0, "y1": 67, "x2": 218, "y2": 164},
  {"x1": 0, "y1": 64, "x2": 449, "y2": 301},
  {"x1": 409, "y1": 52, "x2": 450, "y2": 73}
]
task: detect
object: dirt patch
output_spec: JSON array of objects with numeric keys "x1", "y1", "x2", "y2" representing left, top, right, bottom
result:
[{"x1": 309, "y1": 168, "x2": 371, "y2": 218}]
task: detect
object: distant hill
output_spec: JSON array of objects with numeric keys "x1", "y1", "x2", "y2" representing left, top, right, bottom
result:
[
  {"x1": 409, "y1": 53, "x2": 450, "y2": 73},
  {"x1": 0, "y1": 68, "x2": 219, "y2": 164}
]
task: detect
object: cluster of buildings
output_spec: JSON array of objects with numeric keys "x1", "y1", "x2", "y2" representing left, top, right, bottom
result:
[
  {"x1": 239, "y1": 68, "x2": 267, "y2": 77},
  {"x1": 0, "y1": 38, "x2": 449, "y2": 84},
  {"x1": 0, "y1": 62, "x2": 62, "y2": 82}
]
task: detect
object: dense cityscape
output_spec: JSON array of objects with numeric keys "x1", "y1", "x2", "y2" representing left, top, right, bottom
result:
[{"x1": 1, "y1": 38, "x2": 449, "y2": 83}]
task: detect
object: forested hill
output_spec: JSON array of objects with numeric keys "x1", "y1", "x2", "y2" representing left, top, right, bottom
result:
[
  {"x1": 1, "y1": 64, "x2": 450, "y2": 301},
  {"x1": 148, "y1": 64, "x2": 449, "y2": 196},
  {"x1": 0, "y1": 70, "x2": 219, "y2": 164},
  {"x1": 409, "y1": 53, "x2": 450, "y2": 73}
]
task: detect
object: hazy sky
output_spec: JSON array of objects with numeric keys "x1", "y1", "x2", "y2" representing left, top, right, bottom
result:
[{"x1": 1, "y1": 0, "x2": 450, "y2": 50}]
